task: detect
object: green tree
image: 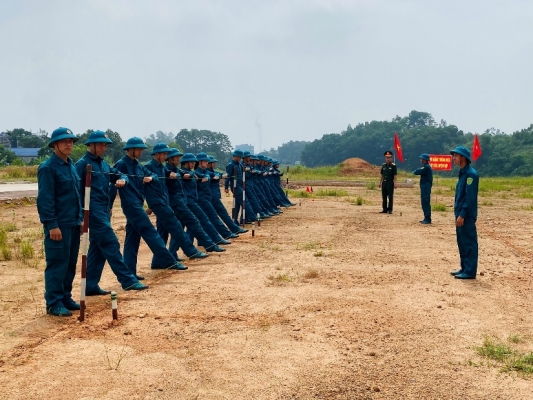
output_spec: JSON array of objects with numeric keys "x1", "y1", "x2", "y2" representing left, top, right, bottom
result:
[
  {"x1": 145, "y1": 131, "x2": 175, "y2": 146},
  {"x1": 0, "y1": 145, "x2": 17, "y2": 165},
  {"x1": 174, "y1": 129, "x2": 233, "y2": 164}
]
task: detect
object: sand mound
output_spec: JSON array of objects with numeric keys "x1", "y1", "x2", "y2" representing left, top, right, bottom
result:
[{"x1": 340, "y1": 157, "x2": 375, "y2": 175}]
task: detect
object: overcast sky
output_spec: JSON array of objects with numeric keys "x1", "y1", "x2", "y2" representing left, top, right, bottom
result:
[{"x1": 1, "y1": 0, "x2": 532, "y2": 151}]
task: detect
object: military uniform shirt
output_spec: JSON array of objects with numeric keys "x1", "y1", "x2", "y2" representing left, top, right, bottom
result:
[
  {"x1": 413, "y1": 163, "x2": 433, "y2": 185},
  {"x1": 454, "y1": 164, "x2": 479, "y2": 219},
  {"x1": 37, "y1": 153, "x2": 82, "y2": 230},
  {"x1": 381, "y1": 163, "x2": 397, "y2": 182}
]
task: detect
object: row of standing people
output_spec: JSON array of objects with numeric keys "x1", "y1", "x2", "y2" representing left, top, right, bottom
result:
[{"x1": 36, "y1": 129, "x2": 294, "y2": 316}]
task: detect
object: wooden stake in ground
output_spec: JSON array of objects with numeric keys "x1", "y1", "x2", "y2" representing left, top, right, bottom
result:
[
  {"x1": 79, "y1": 164, "x2": 92, "y2": 322},
  {"x1": 111, "y1": 291, "x2": 118, "y2": 321}
]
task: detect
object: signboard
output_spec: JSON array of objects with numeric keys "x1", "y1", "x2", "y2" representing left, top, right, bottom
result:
[{"x1": 429, "y1": 154, "x2": 452, "y2": 171}]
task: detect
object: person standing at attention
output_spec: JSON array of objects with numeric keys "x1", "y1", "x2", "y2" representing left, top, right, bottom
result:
[
  {"x1": 37, "y1": 127, "x2": 82, "y2": 317},
  {"x1": 379, "y1": 150, "x2": 397, "y2": 214},
  {"x1": 449, "y1": 146, "x2": 479, "y2": 280},
  {"x1": 413, "y1": 153, "x2": 433, "y2": 224}
]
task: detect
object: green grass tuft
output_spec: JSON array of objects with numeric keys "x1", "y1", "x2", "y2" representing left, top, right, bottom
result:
[{"x1": 431, "y1": 203, "x2": 447, "y2": 212}]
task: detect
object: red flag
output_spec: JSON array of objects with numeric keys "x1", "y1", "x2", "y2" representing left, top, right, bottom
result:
[
  {"x1": 393, "y1": 132, "x2": 404, "y2": 163},
  {"x1": 472, "y1": 134, "x2": 482, "y2": 161},
  {"x1": 306, "y1": 187, "x2": 310, "y2": 193}
]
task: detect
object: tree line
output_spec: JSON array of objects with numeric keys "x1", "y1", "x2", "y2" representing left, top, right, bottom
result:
[
  {"x1": 3, "y1": 113, "x2": 533, "y2": 176},
  {"x1": 300, "y1": 111, "x2": 533, "y2": 176}
]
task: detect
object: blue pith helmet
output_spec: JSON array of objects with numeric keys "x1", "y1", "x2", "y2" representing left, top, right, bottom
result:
[
  {"x1": 272, "y1": 159, "x2": 280, "y2": 165},
  {"x1": 123, "y1": 137, "x2": 148, "y2": 150},
  {"x1": 257, "y1": 154, "x2": 265, "y2": 160},
  {"x1": 181, "y1": 153, "x2": 198, "y2": 163},
  {"x1": 151, "y1": 142, "x2": 170, "y2": 155},
  {"x1": 450, "y1": 146, "x2": 471, "y2": 162},
  {"x1": 243, "y1": 151, "x2": 251, "y2": 157},
  {"x1": 84, "y1": 130, "x2": 112, "y2": 145},
  {"x1": 250, "y1": 154, "x2": 258, "y2": 161},
  {"x1": 196, "y1": 152, "x2": 210, "y2": 162},
  {"x1": 208, "y1": 155, "x2": 218, "y2": 163},
  {"x1": 165, "y1": 148, "x2": 183, "y2": 160},
  {"x1": 232, "y1": 149, "x2": 244, "y2": 157},
  {"x1": 419, "y1": 153, "x2": 430, "y2": 161},
  {"x1": 49, "y1": 127, "x2": 78, "y2": 148}
]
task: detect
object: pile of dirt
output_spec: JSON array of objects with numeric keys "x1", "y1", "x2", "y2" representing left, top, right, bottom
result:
[{"x1": 340, "y1": 157, "x2": 375, "y2": 175}]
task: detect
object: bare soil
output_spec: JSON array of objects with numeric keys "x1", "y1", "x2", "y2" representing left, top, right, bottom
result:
[
  {"x1": 1, "y1": 184, "x2": 533, "y2": 399},
  {"x1": 340, "y1": 158, "x2": 376, "y2": 175}
]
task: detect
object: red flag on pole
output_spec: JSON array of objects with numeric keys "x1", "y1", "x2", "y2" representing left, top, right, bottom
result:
[
  {"x1": 393, "y1": 132, "x2": 404, "y2": 162},
  {"x1": 472, "y1": 134, "x2": 482, "y2": 161}
]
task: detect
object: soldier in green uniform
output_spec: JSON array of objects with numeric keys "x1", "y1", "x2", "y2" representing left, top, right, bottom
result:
[{"x1": 379, "y1": 150, "x2": 397, "y2": 214}]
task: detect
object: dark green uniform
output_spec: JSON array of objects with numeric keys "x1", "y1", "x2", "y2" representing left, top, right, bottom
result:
[{"x1": 380, "y1": 162, "x2": 397, "y2": 213}]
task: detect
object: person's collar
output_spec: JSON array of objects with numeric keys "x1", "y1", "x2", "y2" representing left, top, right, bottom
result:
[
  {"x1": 51, "y1": 153, "x2": 69, "y2": 165},
  {"x1": 86, "y1": 151, "x2": 103, "y2": 161}
]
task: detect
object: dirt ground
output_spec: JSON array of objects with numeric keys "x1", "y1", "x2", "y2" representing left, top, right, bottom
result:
[{"x1": 1, "y1": 181, "x2": 533, "y2": 399}]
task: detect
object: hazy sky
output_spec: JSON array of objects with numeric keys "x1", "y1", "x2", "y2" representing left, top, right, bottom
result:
[{"x1": 1, "y1": 0, "x2": 532, "y2": 151}]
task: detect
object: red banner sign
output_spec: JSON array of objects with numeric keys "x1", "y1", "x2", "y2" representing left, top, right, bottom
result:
[{"x1": 429, "y1": 154, "x2": 452, "y2": 171}]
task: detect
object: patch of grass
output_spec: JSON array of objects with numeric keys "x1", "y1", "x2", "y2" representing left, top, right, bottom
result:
[
  {"x1": 509, "y1": 334, "x2": 521, "y2": 344},
  {"x1": 476, "y1": 337, "x2": 515, "y2": 362},
  {"x1": 521, "y1": 204, "x2": 533, "y2": 211},
  {"x1": 520, "y1": 192, "x2": 533, "y2": 199},
  {"x1": 303, "y1": 269, "x2": 319, "y2": 279},
  {"x1": 365, "y1": 181, "x2": 376, "y2": 190},
  {"x1": 504, "y1": 353, "x2": 533, "y2": 374},
  {"x1": 0, "y1": 230, "x2": 7, "y2": 246},
  {"x1": 268, "y1": 274, "x2": 292, "y2": 285},
  {"x1": 1, "y1": 245, "x2": 12, "y2": 261},
  {"x1": 433, "y1": 188, "x2": 443, "y2": 195},
  {"x1": 316, "y1": 188, "x2": 348, "y2": 197},
  {"x1": 313, "y1": 251, "x2": 323, "y2": 257},
  {"x1": 297, "y1": 241, "x2": 319, "y2": 251},
  {"x1": 0, "y1": 222, "x2": 16, "y2": 233},
  {"x1": 20, "y1": 240, "x2": 34, "y2": 259},
  {"x1": 431, "y1": 203, "x2": 447, "y2": 212},
  {"x1": 481, "y1": 200, "x2": 493, "y2": 206},
  {"x1": 290, "y1": 164, "x2": 342, "y2": 180},
  {"x1": 0, "y1": 166, "x2": 39, "y2": 181},
  {"x1": 287, "y1": 190, "x2": 313, "y2": 198}
]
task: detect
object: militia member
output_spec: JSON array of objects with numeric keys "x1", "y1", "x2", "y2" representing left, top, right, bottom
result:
[
  {"x1": 449, "y1": 146, "x2": 479, "y2": 279},
  {"x1": 37, "y1": 127, "x2": 82, "y2": 316},
  {"x1": 76, "y1": 131, "x2": 148, "y2": 295},
  {"x1": 413, "y1": 153, "x2": 433, "y2": 224},
  {"x1": 379, "y1": 150, "x2": 397, "y2": 214}
]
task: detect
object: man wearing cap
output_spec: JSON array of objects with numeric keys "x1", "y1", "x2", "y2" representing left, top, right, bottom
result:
[
  {"x1": 144, "y1": 143, "x2": 208, "y2": 266},
  {"x1": 413, "y1": 153, "x2": 433, "y2": 224},
  {"x1": 241, "y1": 151, "x2": 271, "y2": 219},
  {"x1": 76, "y1": 131, "x2": 148, "y2": 295},
  {"x1": 450, "y1": 146, "x2": 479, "y2": 279},
  {"x1": 195, "y1": 152, "x2": 239, "y2": 239},
  {"x1": 37, "y1": 127, "x2": 82, "y2": 316},
  {"x1": 207, "y1": 156, "x2": 249, "y2": 233},
  {"x1": 113, "y1": 137, "x2": 186, "y2": 277},
  {"x1": 379, "y1": 150, "x2": 397, "y2": 214},
  {"x1": 224, "y1": 150, "x2": 258, "y2": 224},
  {"x1": 163, "y1": 149, "x2": 225, "y2": 255},
  {"x1": 180, "y1": 153, "x2": 229, "y2": 249},
  {"x1": 272, "y1": 159, "x2": 295, "y2": 207}
]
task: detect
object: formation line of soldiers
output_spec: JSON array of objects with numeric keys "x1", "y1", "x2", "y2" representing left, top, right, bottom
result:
[{"x1": 36, "y1": 128, "x2": 294, "y2": 317}]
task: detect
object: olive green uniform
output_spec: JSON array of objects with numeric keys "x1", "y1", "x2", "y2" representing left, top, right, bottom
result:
[{"x1": 380, "y1": 162, "x2": 397, "y2": 213}]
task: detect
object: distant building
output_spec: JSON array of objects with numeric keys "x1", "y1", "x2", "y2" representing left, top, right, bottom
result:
[
  {"x1": 0, "y1": 132, "x2": 10, "y2": 148},
  {"x1": 10, "y1": 148, "x2": 40, "y2": 163},
  {"x1": 235, "y1": 143, "x2": 254, "y2": 154}
]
